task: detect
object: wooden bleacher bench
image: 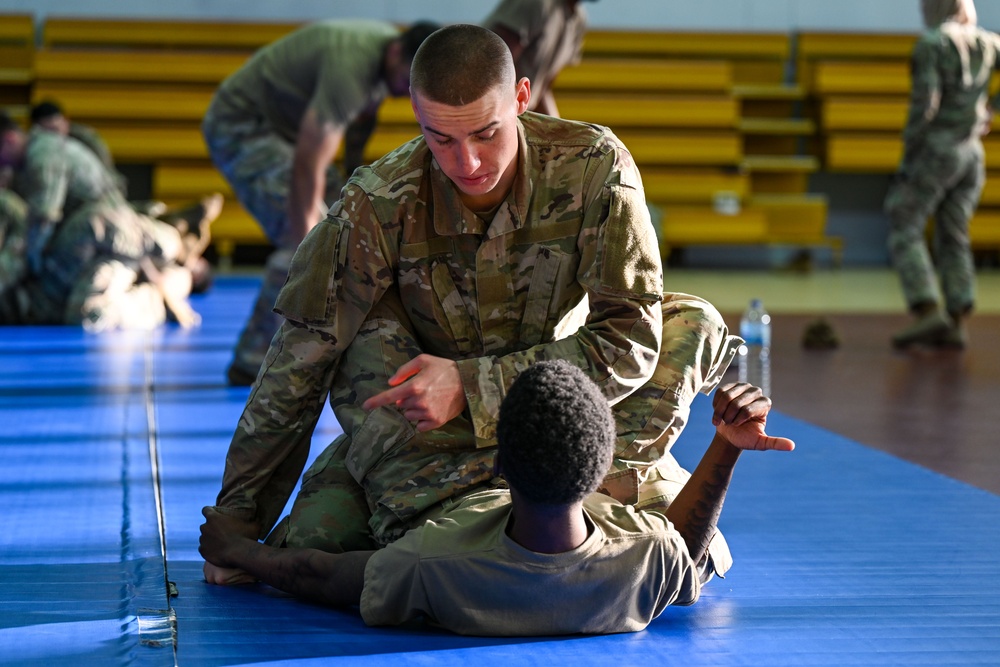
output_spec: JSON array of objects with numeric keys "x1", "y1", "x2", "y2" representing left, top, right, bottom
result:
[
  {"x1": 811, "y1": 61, "x2": 911, "y2": 96},
  {"x1": 571, "y1": 30, "x2": 829, "y2": 259},
  {"x1": 642, "y1": 167, "x2": 748, "y2": 205},
  {"x1": 32, "y1": 83, "x2": 215, "y2": 122},
  {"x1": 750, "y1": 193, "x2": 842, "y2": 264},
  {"x1": 614, "y1": 129, "x2": 742, "y2": 166},
  {"x1": 34, "y1": 50, "x2": 249, "y2": 85},
  {"x1": 41, "y1": 17, "x2": 298, "y2": 50},
  {"x1": 796, "y1": 31, "x2": 917, "y2": 88},
  {"x1": 826, "y1": 134, "x2": 1000, "y2": 172},
  {"x1": 584, "y1": 31, "x2": 790, "y2": 60},
  {"x1": 970, "y1": 211, "x2": 1000, "y2": 248},
  {"x1": 0, "y1": 14, "x2": 34, "y2": 113},
  {"x1": 583, "y1": 30, "x2": 790, "y2": 86},
  {"x1": 558, "y1": 93, "x2": 738, "y2": 129},
  {"x1": 555, "y1": 58, "x2": 734, "y2": 93}
]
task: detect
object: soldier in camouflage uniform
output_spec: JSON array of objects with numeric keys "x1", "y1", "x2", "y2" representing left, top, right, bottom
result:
[
  {"x1": 30, "y1": 101, "x2": 128, "y2": 196},
  {"x1": 203, "y1": 25, "x2": 739, "y2": 587},
  {"x1": 484, "y1": 0, "x2": 595, "y2": 118},
  {"x1": 202, "y1": 20, "x2": 439, "y2": 386},
  {"x1": 884, "y1": 0, "x2": 1000, "y2": 349},
  {"x1": 0, "y1": 112, "x2": 216, "y2": 330}
]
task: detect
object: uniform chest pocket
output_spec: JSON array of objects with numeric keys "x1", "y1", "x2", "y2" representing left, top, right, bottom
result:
[
  {"x1": 520, "y1": 245, "x2": 576, "y2": 347},
  {"x1": 430, "y1": 261, "x2": 478, "y2": 355}
]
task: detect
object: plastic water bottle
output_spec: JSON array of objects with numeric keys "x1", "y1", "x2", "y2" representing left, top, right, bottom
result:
[{"x1": 738, "y1": 298, "x2": 771, "y2": 397}]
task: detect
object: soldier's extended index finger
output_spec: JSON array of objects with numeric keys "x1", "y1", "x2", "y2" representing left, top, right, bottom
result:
[{"x1": 362, "y1": 384, "x2": 407, "y2": 411}]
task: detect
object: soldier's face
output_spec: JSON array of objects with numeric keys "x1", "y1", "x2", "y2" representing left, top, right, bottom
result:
[{"x1": 412, "y1": 78, "x2": 530, "y2": 210}]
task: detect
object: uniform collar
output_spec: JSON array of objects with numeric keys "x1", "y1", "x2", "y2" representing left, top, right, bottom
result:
[{"x1": 429, "y1": 118, "x2": 531, "y2": 238}]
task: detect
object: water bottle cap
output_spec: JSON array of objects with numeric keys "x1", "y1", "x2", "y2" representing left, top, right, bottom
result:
[{"x1": 750, "y1": 298, "x2": 762, "y2": 308}]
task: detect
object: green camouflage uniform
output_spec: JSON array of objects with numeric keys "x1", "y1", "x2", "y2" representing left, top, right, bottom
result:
[
  {"x1": 13, "y1": 130, "x2": 183, "y2": 330},
  {"x1": 884, "y1": 20, "x2": 1000, "y2": 314},
  {"x1": 202, "y1": 20, "x2": 399, "y2": 379},
  {"x1": 485, "y1": 0, "x2": 587, "y2": 110},
  {"x1": 67, "y1": 122, "x2": 128, "y2": 196},
  {"x1": 211, "y1": 112, "x2": 737, "y2": 572}
]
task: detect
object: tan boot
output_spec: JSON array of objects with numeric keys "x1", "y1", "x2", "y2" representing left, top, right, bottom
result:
[
  {"x1": 891, "y1": 308, "x2": 952, "y2": 349},
  {"x1": 937, "y1": 313, "x2": 968, "y2": 349}
]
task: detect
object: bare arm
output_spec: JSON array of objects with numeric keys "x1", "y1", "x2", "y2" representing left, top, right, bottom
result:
[
  {"x1": 200, "y1": 507, "x2": 374, "y2": 606},
  {"x1": 342, "y1": 105, "x2": 379, "y2": 179},
  {"x1": 286, "y1": 107, "x2": 343, "y2": 245},
  {"x1": 665, "y1": 383, "x2": 795, "y2": 567}
]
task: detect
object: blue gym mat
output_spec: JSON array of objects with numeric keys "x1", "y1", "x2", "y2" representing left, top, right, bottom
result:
[{"x1": 1, "y1": 276, "x2": 998, "y2": 666}]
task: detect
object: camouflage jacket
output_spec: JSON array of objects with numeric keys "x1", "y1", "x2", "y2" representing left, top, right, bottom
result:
[
  {"x1": 903, "y1": 21, "x2": 1000, "y2": 163},
  {"x1": 15, "y1": 129, "x2": 123, "y2": 224},
  {"x1": 217, "y1": 111, "x2": 664, "y2": 531}
]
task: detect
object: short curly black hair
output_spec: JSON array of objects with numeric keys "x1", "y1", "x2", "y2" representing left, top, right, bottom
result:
[
  {"x1": 497, "y1": 359, "x2": 615, "y2": 505},
  {"x1": 29, "y1": 101, "x2": 63, "y2": 124}
]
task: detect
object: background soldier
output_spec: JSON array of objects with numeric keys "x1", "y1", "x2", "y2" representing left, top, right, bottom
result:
[
  {"x1": 484, "y1": 0, "x2": 597, "y2": 117},
  {"x1": 884, "y1": 0, "x2": 1000, "y2": 349},
  {"x1": 202, "y1": 19, "x2": 439, "y2": 385}
]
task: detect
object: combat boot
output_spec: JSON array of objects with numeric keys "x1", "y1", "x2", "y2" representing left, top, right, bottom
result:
[
  {"x1": 936, "y1": 314, "x2": 968, "y2": 349},
  {"x1": 891, "y1": 308, "x2": 952, "y2": 349}
]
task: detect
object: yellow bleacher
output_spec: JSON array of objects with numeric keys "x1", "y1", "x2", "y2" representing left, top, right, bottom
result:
[
  {"x1": 0, "y1": 13, "x2": 34, "y2": 120},
  {"x1": 37, "y1": 18, "x2": 1000, "y2": 260}
]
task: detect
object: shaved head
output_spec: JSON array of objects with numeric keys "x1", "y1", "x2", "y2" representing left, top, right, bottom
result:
[{"x1": 410, "y1": 24, "x2": 516, "y2": 106}]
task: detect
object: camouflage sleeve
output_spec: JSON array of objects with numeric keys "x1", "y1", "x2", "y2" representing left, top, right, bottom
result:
[
  {"x1": 20, "y1": 136, "x2": 70, "y2": 224},
  {"x1": 214, "y1": 191, "x2": 393, "y2": 533},
  {"x1": 902, "y1": 36, "x2": 942, "y2": 163},
  {"x1": 456, "y1": 142, "x2": 663, "y2": 445},
  {"x1": 213, "y1": 320, "x2": 339, "y2": 534},
  {"x1": 69, "y1": 123, "x2": 115, "y2": 171}
]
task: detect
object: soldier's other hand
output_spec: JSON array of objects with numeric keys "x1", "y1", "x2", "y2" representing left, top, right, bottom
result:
[
  {"x1": 203, "y1": 561, "x2": 256, "y2": 586},
  {"x1": 199, "y1": 507, "x2": 258, "y2": 580},
  {"x1": 711, "y1": 382, "x2": 795, "y2": 452},
  {"x1": 362, "y1": 354, "x2": 467, "y2": 431}
]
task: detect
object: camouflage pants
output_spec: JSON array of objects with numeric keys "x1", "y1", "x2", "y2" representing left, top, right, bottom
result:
[
  {"x1": 884, "y1": 138, "x2": 983, "y2": 314},
  {"x1": 203, "y1": 97, "x2": 344, "y2": 378},
  {"x1": 229, "y1": 249, "x2": 294, "y2": 380},
  {"x1": 272, "y1": 288, "x2": 738, "y2": 561}
]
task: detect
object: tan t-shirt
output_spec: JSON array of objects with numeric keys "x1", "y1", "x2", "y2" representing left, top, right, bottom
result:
[
  {"x1": 485, "y1": 0, "x2": 587, "y2": 96},
  {"x1": 360, "y1": 489, "x2": 700, "y2": 636},
  {"x1": 218, "y1": 19, "x2": 396, "y2": 141}
]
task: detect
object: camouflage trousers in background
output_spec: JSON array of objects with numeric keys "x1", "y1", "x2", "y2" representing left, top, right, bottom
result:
[
  {"x1": 270, "y1": 288, "x2": 738, "y2": 577},
  {"x1": 229, "y1": 249, "x2": 294, "y2": 381},
  {"x1": 202, "y1": 100, "x2": 344, "y2": 380},
  {"x1": 884, "y1": 138, "x2": 984, "y2": 315}
]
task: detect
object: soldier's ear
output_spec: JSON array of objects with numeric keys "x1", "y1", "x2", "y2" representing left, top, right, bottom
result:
[{"x1": 514, "y1": 78, "x2": 531, "y2": 115}]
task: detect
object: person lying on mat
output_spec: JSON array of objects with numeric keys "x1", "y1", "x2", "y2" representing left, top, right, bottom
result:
[{"x1": 200, "y1": 359, "x2": 794, "y2": 636}]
